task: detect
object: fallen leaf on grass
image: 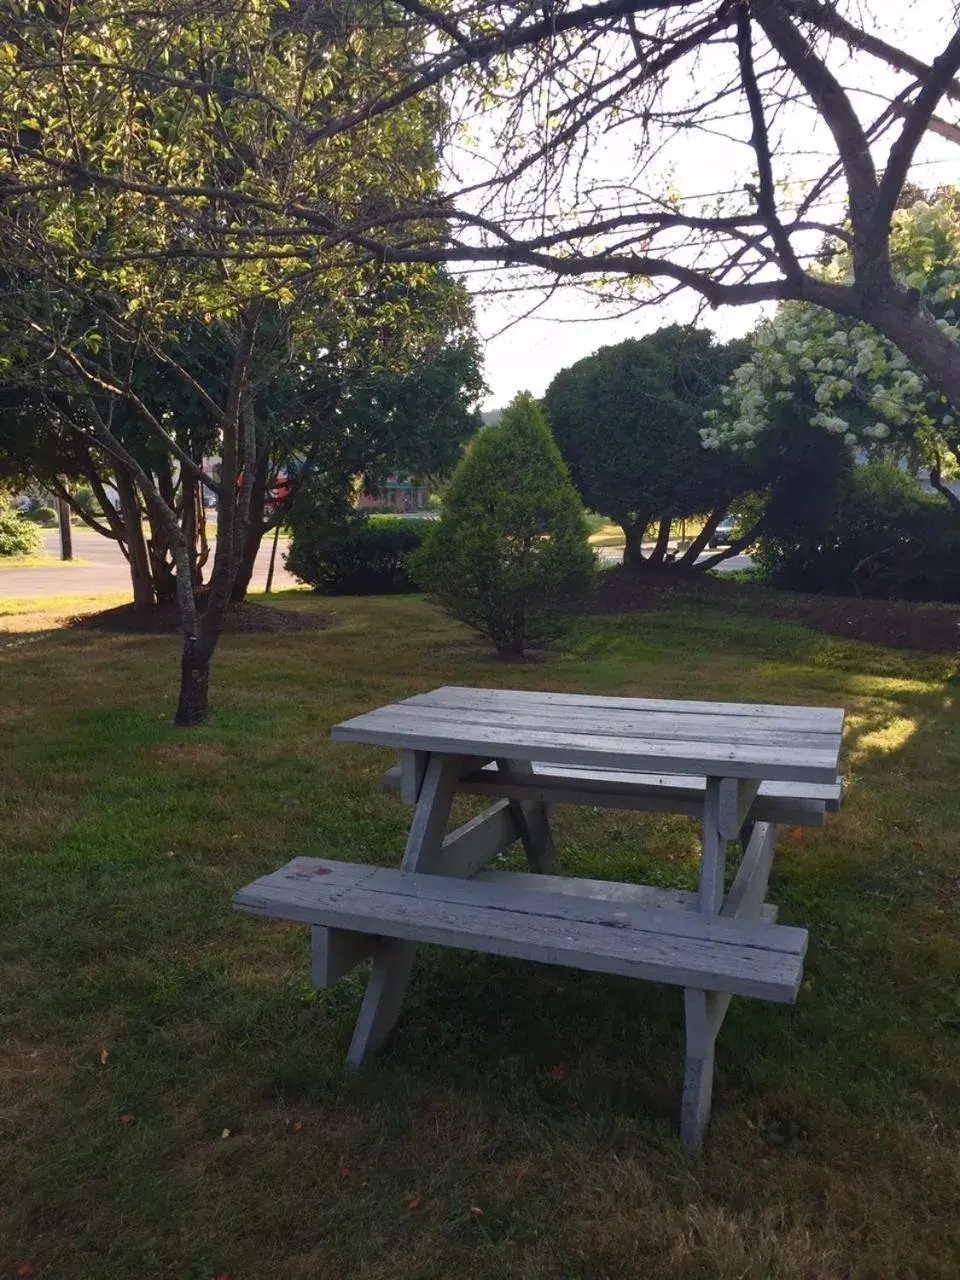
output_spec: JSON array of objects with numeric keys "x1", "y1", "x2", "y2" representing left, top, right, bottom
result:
[
  {"x1": 469, "y1": 1206, "x2": 483, "y2": 1219},
  {"x1": 290, "y1": 1121, "x2": 304, "y2": 1134},
  {"x1": 99, "y1": 1047, "x2": 108, "y2": 1065},
  {"x1": 15, "y1": 1263, "x2": 37, "y2": 1276},
  {"x1": 221, "y1": 1128, "x2": 232, "y2": 1140},
  {"x1": 214, "y1": 1273, "x2": 237, "y2": 1280},
  {"x1": 119, "y1": 1114, "x2": 135, "y2": 1126},
  {"x1": 339, "y1": 1166, "x2": 352, "y2": 1178},
  {"x1": 406, "y1": 1196, "x2": 422, "y2": 1213}
]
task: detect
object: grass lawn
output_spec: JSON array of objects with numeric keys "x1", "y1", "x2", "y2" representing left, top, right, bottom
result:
[{"x1": 2, "y1": 590, "x2": 960, "y2": 1278}]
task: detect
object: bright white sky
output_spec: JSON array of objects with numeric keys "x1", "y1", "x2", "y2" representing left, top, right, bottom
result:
[{"x1": 452, "y1": 5, "x2": 960, "y2": 410}]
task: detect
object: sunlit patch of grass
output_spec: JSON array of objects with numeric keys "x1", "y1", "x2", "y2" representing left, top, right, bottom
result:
[{"x1": 1, "y1": 592, "x2": 960, "y2": 1277}]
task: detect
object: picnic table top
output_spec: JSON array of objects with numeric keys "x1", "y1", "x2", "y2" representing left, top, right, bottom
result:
[{"x1": 331, "y1": 685, "x2": 845, "y2": 785}]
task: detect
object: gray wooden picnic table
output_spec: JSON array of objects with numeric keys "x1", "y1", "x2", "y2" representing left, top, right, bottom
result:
[{"x1": 236, "y1": 685, "x2": 844, "y2": 1144}]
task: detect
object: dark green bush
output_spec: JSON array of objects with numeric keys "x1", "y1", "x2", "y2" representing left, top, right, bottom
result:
[
  {"x1": 754, "y1": 462, "x2": 960, "y2": 601},
  {"x1": 286, "y1": 511, "x2": 429, "y2": 594},
  {"x1": 22, "y1": 498, "x2": 58, "y2": 525},
  {"x1": 411, "y1": 392, "x2": 596, "y2": 656}
]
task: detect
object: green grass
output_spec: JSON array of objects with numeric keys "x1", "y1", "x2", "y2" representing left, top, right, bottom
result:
[{"x1": 2, "y1": 590, "x2": 960, "y2": 1278}]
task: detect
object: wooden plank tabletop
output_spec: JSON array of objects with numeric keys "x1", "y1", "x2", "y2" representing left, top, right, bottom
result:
[{"x1": 331, "y1": 686, "x2": 844, "y2": 784}]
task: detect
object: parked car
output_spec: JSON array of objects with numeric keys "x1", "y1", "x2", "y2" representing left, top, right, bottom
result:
[{"x1": 709, "y1": 517, "x2": 737, "y2": 548}]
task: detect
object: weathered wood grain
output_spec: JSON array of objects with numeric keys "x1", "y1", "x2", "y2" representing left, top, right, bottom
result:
[
  {"x1": 381, "y1": 763, "x2": 839, "y2": 825},
  {"x1": 435, "y1": 799, "x2": 520, "y2": 877},
  {"x1": 233, "y1": 858, "x2": 806, "y2": 1002},
  {"x1": 496, "y1": 758, "x2": 559, "y2": 874},
  {"x1": 334, "y1": 710, "x2": 840, "y2": 783},
  {"x1": 473, "y1": 869, "x2": 778, "y2": 922},
  {"x1": 408, "y1": 686, "x2": 844, "y2": 731},
  {"x1": 381, "y1": 701, "x2": 841, "y2": 750}
]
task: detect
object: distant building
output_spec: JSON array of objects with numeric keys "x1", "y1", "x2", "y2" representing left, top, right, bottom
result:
[{"x1": 356, "y1": 475, "x2": 430, "y2": 513}]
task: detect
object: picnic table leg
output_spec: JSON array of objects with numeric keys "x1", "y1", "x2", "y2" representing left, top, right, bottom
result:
[
  {"x1": 497, "y1": 758, "x2": 559, "y2": 873},
  {"x1": 683, "y1": 794, "x2": 780, "y2": 1144},
  {"x1": 681, "y1": 988, "x2": 728, "y2": 1146},
  {"x1": 346, "y1": 753, "x2": 460, "y2": 1068}
]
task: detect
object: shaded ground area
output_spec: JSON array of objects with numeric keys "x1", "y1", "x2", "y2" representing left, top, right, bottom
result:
[
  {"x1": 73, "y1": 598, "x2": 329, "y2": 634},
  {"x1": 580, "y1": 567, "x2": 960, "y2": 655}
]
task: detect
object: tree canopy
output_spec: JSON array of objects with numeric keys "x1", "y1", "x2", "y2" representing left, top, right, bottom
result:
[
  {"x1": 707, "y1": 190, "x2": 960, "y2": 508},
  {"x1": 0, "y1": 0, "x2": 470, "y2": 723},
  {"x1": 4, "y1": 2, "x2": 957, "y2": 413},
  {"x1": 543, "y1": 327, "x2": 758, "y2": 568}
]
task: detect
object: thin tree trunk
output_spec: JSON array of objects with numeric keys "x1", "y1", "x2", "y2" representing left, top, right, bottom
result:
[
  {"x1": 230, "y1": 450, "x2": 269, "y2": 601},
  {"x1": 929, "y1": 461, "x2": 960, "y2": 509},
  {"x1": 648, "y1": 515, "x2": 672, "y2": 565},
  {"x1": 181, "y1": 470, "x2": 200, "y2": 591},
  {"x1": 57, "y1": 496, "x2": 73, "y2": 560},
  {"x1": 264, "y1": 521, "x2": 282, "y2": 594},
  {"x1": 694, "y1": 518, "x2": 764, "y2": 572},
  {"x1": 676, "y1": 508, "x2": 727, "y2": 568},
  {"x1": 115, "y1": 466, "x2": 154, "y2": 611},
  {"x1": 177, "y1": 310, "x2": 260, "y2": 725}
]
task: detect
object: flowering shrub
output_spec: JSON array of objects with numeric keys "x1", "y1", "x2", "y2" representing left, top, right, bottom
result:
[{"x1": 704, "y1": 192, "x2": 960, "y2": 464}]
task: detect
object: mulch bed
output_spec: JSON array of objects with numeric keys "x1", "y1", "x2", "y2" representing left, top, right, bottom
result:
[
  {"x1": 577, "y1": 568, "x2": 960, "y2": 655},
  {"x1": 72, "y1": 599, "x2": 329, "y2": 635}
]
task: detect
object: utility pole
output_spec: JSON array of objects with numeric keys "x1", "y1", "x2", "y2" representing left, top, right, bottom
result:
[{"x1": 57, "y1": 496, "x2": 73, "y2": 561}]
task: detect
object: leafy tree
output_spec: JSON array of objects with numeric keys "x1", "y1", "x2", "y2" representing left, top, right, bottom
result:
[
  {"x1": 543, "y1": 328, "x2": 760, "y2": 569},
  {"x1": 0, "y1": 1, "x2": 458, "y2": 724},
  {"x1": 0, "y1": 491, "x2": 41, "y2": 557},
  {"x1": 14, "y1": 4, "x2": 958, "y2": 415},
  {"x1": 412, "y1": 393, "x2": 595, "y2": 657}
]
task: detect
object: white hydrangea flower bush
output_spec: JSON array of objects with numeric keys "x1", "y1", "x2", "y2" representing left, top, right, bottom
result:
[{"x1": 703, "y1": 193, "x2": 960, "y2": 464}]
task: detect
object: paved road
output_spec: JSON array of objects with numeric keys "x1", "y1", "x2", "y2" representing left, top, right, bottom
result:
[
  {"x1": 0, "y1": 529, "x2": 299, "y2": 598},
  {"x1": 597, "y1": 546, "x2": 753, "y2": 572},
  {"x1": 1, "y1": 529, "x2": 751, "y2": 599}
]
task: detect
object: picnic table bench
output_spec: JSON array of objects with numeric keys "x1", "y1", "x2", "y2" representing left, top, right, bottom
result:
[{"x1": 235, "y1": 686, "x2": 844, "y2": 1145}]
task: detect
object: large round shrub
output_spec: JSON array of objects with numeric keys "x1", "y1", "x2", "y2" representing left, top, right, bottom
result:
[{"x1": 411, "y1": 392, "x2": 596, "y2": 656}]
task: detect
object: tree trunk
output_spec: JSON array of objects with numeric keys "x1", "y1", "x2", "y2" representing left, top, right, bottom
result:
[
  {"x1": 230, "y1": 447, "x2": 269, "y2": 601},
  {"x1": 648, "y1": 515, "x2": 672, "y2": 565},
  {"x1": 57, "y1": 496, "x2": 73, "y2": 560},
  {"x1": 866, "y1": 287, "x2": 960, "y2": 413},
  {"x1": 677, "y1": 508, "x2": 727, "y2": 569},
  {"x1": 230, "y1": 520, "x2": 267, "y2": 600},
  {"x1": 695, "y1": 518, "x2": 764, "y2": 572},
  {"x1": 264, "y1": 522, "x2": 282, "y2": 594},
  {"x1": 175, "y1": 311, "x2": 261, "y2": 725},
  {"x1": 621, "y1": 517, "x2": 649, "y2": 570},
  {"x1": 175, "y1": 631, "x2": 212, "y2": 726},
  {"x1": 115, "y1": 466, "x2": 154, "y2": 611}
]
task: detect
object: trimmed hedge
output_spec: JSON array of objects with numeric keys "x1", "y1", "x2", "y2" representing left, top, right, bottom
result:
[{"x1": 285, "y1": 514, "x2": 430, "y2": 595}]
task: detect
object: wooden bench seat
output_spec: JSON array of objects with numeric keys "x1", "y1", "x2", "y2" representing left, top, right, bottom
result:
[
  {"x1": 381, "y1": 760, "x2": 841, "y2": 827},
  {"x1": 235, "y1": 857, "x2": 806, "y2": 1002},
  {"x1": 235, "y1": 855, "x2": 808, "y2": 1143}
]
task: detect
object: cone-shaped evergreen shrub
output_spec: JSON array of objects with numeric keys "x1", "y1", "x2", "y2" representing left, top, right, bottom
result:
[{"x1": 412, "y1": 392, "x2": 595, "y2": 656}]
